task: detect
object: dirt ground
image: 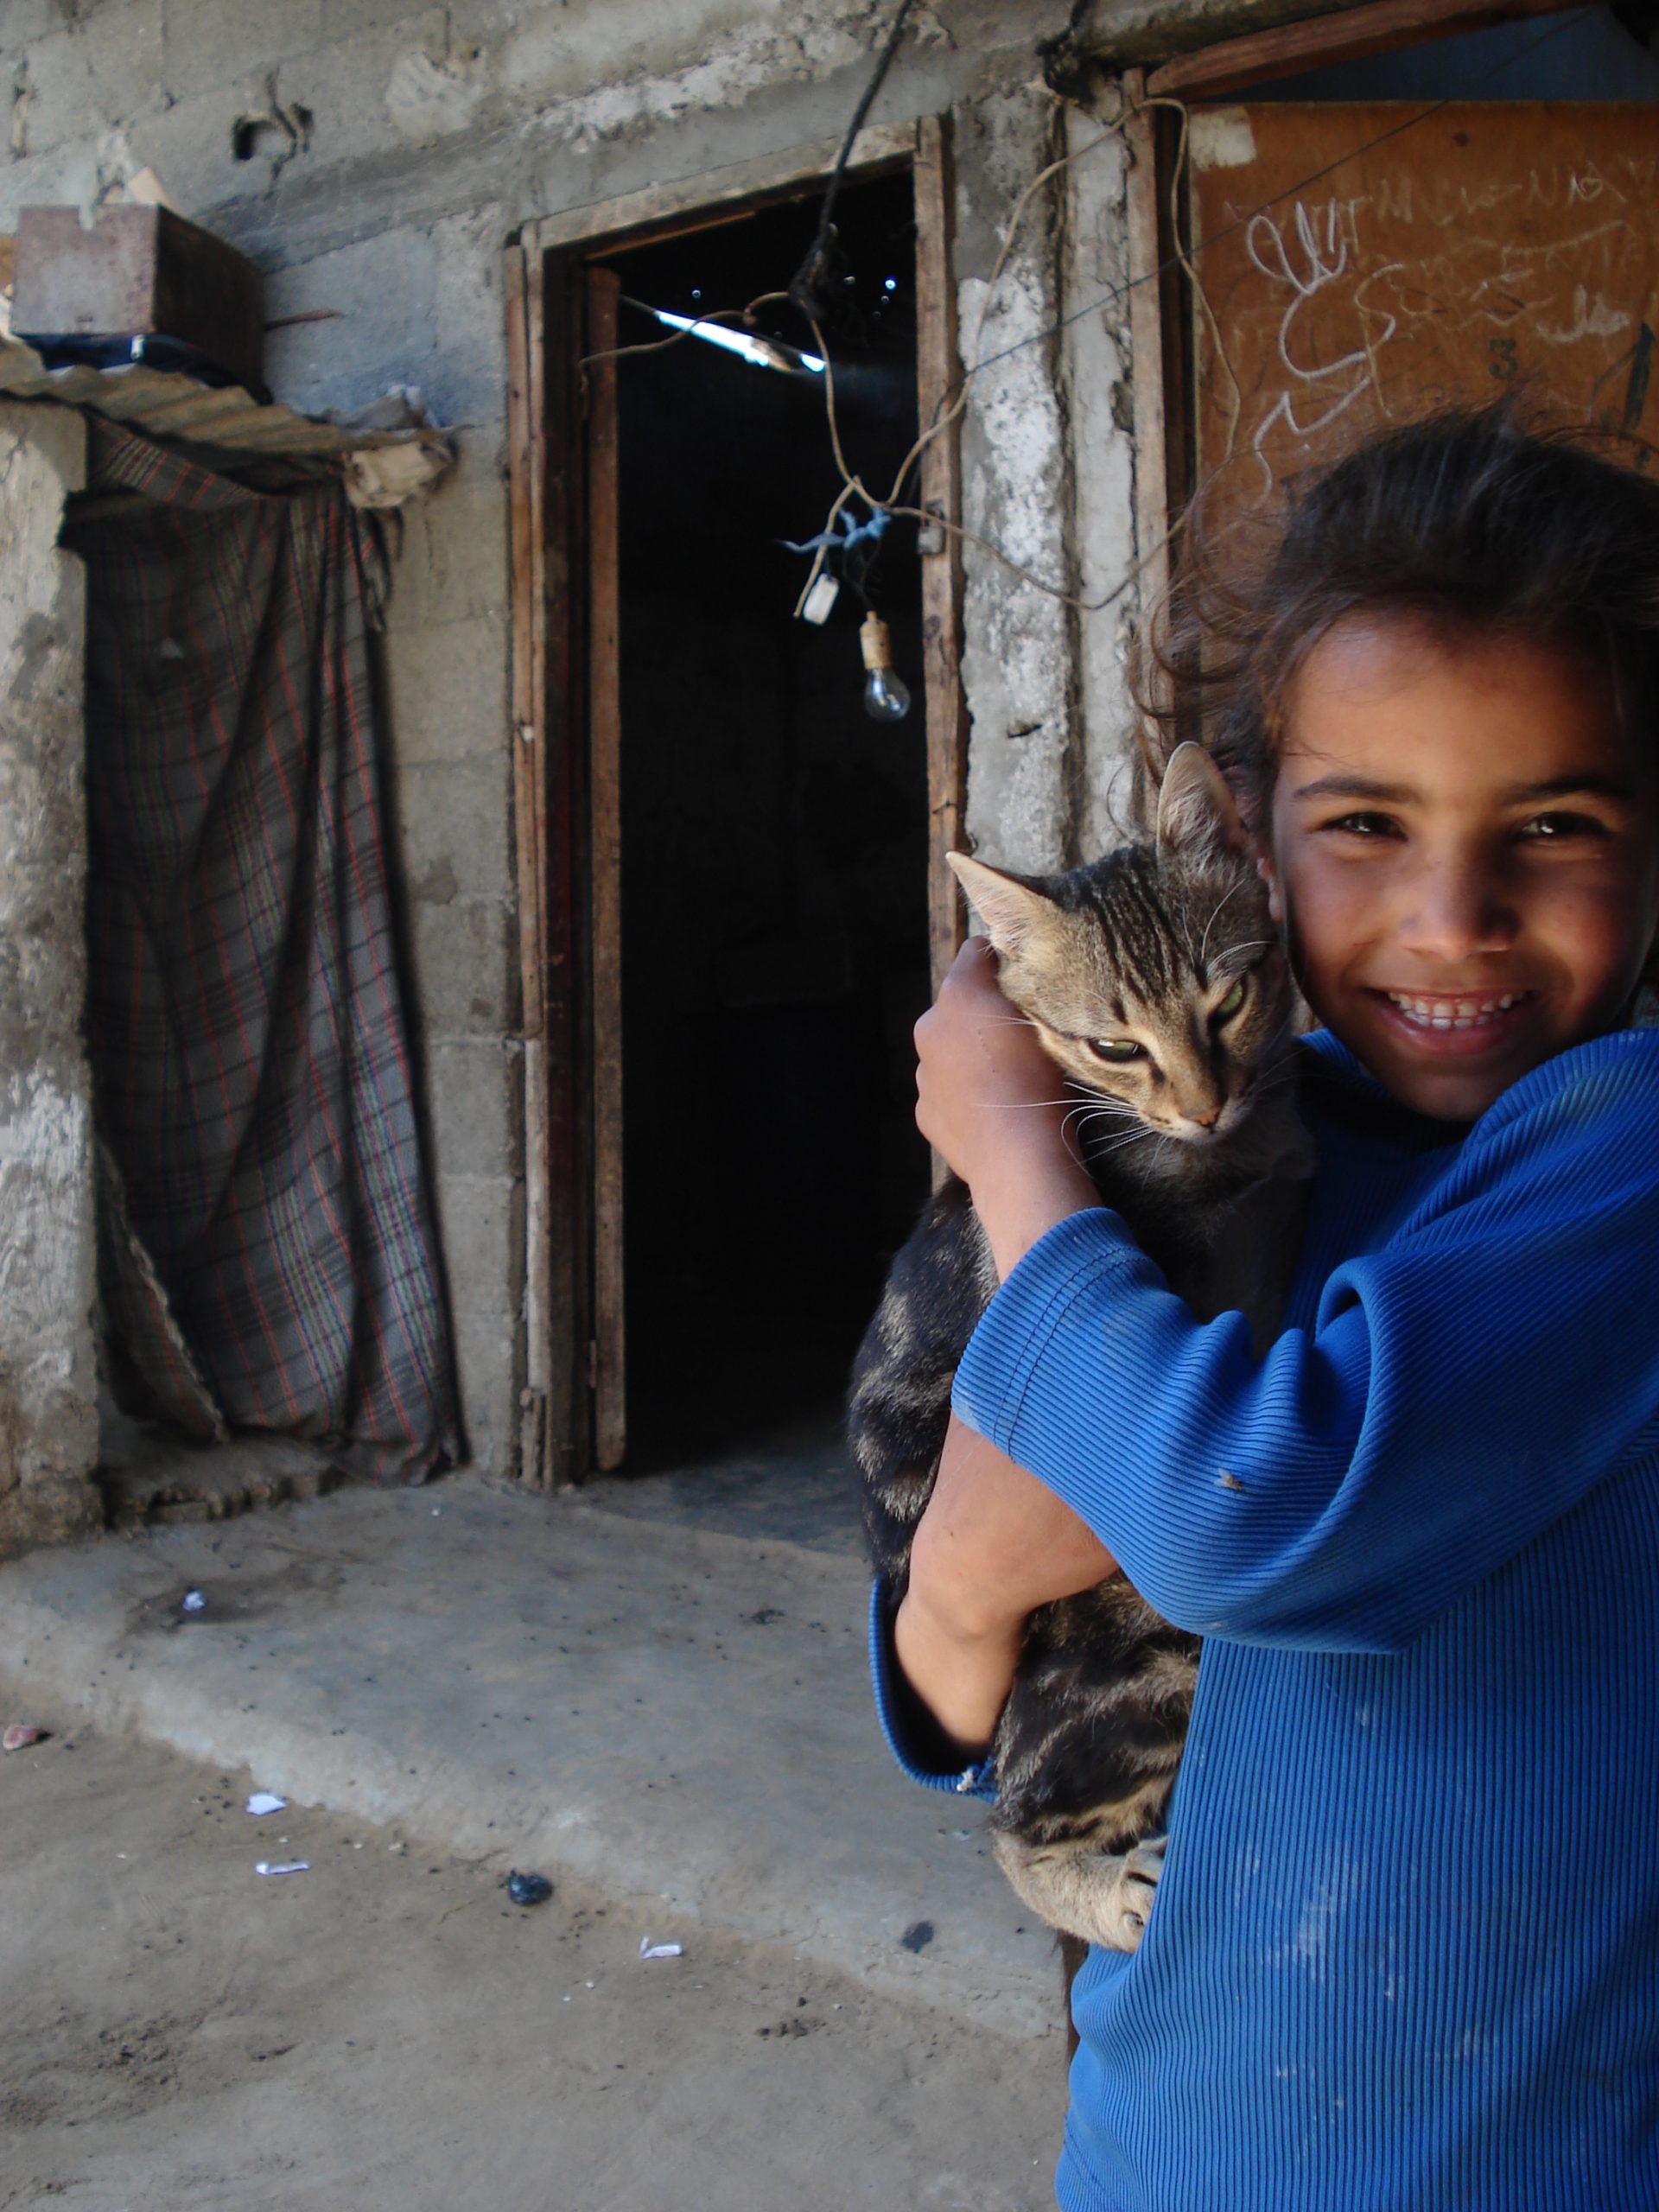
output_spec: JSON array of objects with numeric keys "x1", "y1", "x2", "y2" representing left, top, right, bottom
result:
[{"x1": 0, "y1": 1694, "x2": 1066, "y2": 2212}]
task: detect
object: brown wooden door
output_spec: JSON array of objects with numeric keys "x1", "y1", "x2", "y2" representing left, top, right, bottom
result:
[
  {"x1": 1187, "y1": 104, "x2": 1659, "y2": 520},
  {"x1": 586, "y1": 265, "x2": 626, "y2": 1473}
]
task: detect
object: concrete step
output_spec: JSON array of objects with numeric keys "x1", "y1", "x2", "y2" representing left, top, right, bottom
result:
[{"x1": 0, "y1": 1470, "x2": 1059, "y2": 2039}]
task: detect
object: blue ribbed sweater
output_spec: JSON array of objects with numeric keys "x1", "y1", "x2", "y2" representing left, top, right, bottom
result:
[{"x1": 872, "y1": 1027, "x2": 1659, "y2": 2212}]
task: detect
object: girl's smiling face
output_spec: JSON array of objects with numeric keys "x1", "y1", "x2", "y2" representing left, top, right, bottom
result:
[{"x1": 1264, "y1": 615, "x2": 1659, "y2": 1121}]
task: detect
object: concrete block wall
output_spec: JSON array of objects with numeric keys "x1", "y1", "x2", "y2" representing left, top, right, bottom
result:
[
  {"x1": 0, "y1": 0, "x2": 1149, "y2": 1479},
  {"x1": 0, "y1": 402, "x2": 100, "y2": 1554}
]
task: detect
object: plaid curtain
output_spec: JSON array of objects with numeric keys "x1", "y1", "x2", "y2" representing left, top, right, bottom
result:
[{"x1": 70, "y1": 421, "x2": 459, "y2": 1483}]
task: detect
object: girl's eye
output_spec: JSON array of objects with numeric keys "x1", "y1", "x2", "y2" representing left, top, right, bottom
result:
[
  {"x1": 1519, "y1": 810, "x2": 1607, "y2": 840},
  {"x1": 1325, "y1": 810, "x2": 1403, "y2": 839},
  {"x1": 1213, "y1": 980, "x2": 1246, "y2": 1022},
  {"x1": 1088, "y1": 1038, "x2": 1143, "y2": 1063}
]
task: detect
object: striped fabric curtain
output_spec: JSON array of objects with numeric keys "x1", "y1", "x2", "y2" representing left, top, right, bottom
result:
[{"x1": 70, "y1": 421, "x2": 459, "y2": 1482}]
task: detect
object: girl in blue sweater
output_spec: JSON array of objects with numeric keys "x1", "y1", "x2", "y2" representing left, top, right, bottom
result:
[{"x1": 878, "y1": 409, "x2": 1659, "y2": 2210}]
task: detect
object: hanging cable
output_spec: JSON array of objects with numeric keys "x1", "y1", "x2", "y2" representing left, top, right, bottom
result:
[
  {"x1": 964, "y1": 6, "x2": 1592, "y2": 392},
  {"x1": 579, "y1": 6, "x2": 1595, "y2": 622},
  {"x1": 789, "y1": 3, "x2": 1594, "y2": 614},
  {"x1": 788, "y1": 0, "x2": 921, "y2": 325}
]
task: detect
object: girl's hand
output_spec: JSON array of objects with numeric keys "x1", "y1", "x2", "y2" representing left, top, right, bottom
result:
[
  {"x1": 914, "y1": 937, "x2": 1098, "y2": 1278},
  {"x1": 895, "y1": 1414, "x2": 1118, "y2": 1750}
]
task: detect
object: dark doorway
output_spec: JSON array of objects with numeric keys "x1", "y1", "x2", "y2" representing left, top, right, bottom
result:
[{"x1": 591, "y1": 169, "x2": 931, "y2": 1471}]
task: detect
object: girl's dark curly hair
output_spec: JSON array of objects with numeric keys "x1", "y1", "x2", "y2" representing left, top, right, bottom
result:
[{"x1": 1141, "y1": 404, "x2": 1659, "y2": 823}]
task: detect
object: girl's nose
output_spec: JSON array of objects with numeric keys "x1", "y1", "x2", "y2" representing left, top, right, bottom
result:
[{"x1": 1397, "y1": 856, "x2": 1517, "y2": 962}]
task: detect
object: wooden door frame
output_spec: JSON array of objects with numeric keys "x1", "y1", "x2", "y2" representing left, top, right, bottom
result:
[{"x1": 504, "y1": 118, "x2": 966, "y2": 1484}]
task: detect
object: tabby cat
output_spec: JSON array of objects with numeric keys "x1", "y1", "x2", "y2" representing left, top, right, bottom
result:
[{"x1": 849, "y1": 744, "x2": 1309, "y2": 1954}]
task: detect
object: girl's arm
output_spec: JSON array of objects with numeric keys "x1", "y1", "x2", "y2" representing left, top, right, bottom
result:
[
  {"x1": 887, "y1": 939, "x2": 1119, "y2": 1745},
  {"x1": 953, "y1": 1068, "x2": 1659, "y2": 1653},
  {"x1": 893, "y1": 1413, "x2": 1118, "y2": 1748},
  {"x1": 912, "y1": 947, "x2": 1659, "y2": 1657}
]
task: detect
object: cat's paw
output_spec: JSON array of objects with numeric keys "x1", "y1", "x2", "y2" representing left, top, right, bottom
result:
[
  {"x1": 990, "y1": 1827, "x2": 1169, "y2": 1955},
  {"x1": 1107, "y1": 1832, "x2": 1168, "y2": 1946}
]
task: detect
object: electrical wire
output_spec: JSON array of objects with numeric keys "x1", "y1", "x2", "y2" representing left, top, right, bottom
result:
[
  {"x1": 968, "y1": 6, "x2": 1592, "y2": 392},
  {"x1": 791, "y1": 116, "x2": 1135, "y2": 615},
  {"x1": 795, "y1": 3, "x2": 1596, "y2": 614},
  {"x1": 581, "y1": 5, "x2": 1596, "y2": 619},
  {"x1": 789, "y1": 0, "x2": 921, "y2": 322},
  {"x1": 577, "y1": 290, "x2": 791, "y2": 372}
]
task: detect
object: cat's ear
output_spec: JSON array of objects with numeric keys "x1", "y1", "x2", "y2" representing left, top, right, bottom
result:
[
  {"x1": 946, "y1": 853, "x2": 1064, "y2": 957},
  {"x1": 1155, "y1": 742, "x2": 1251, "y2": 869}
]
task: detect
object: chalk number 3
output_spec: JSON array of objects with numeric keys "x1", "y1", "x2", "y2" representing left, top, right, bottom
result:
[{"x1": 1489, "y1": 336, "x2": 1519, "y2": 381}]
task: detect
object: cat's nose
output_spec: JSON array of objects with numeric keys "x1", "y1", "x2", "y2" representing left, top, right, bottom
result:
[{"x1": 1188, "y1": 1104, "x2": 1222, "y2": 1129}]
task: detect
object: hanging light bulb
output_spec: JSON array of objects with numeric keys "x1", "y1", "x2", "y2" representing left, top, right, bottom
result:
[{"x1": 859, "y1": 610, "x2": 912, "y2": 723}]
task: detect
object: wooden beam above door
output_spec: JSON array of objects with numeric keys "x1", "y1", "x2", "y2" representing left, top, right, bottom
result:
[
  {"x1": 1145, "y1": 0, "x2": 1568, "y2": 100},
  {"x1": 530, "y1": 121, "x2": 918, "y2": 257},
  {"x1": 1069, "y1": 0, "x2": 1567, "y2": 67}
]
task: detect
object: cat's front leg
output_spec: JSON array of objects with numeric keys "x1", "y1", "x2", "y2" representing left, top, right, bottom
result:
[{"x1": 990, "y1": 1829, "x2": 1168, "y2": 1955}]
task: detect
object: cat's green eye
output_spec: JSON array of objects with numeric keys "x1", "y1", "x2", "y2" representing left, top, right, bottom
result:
[
  {"x1": 1214, "y1": 980, "x2": 1247, "y2": 1022},
  {"x1": 1089, "y1": 1038, "x2": 1143, "y2": 1063}
]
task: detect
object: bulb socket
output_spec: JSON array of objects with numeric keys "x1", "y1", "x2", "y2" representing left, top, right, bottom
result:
[{"x1": 859, "y1": 611, "x2": 894, "y2": 672}]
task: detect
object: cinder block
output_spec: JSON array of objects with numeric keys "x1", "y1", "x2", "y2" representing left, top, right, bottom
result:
[
  {"x1": 383, "y1": 467, "x2": 509, "y2": 642},
  {"x1": 160, "y1": 0, "x2": 322, "y2": 103},
  {"x1": 391, "y1": 752, "x2": 512, "y2": 903},
  {"x1": 313, "y1": 0, "x2": 437, "y2": 35},
  {"x1": 1, "y1": 2, "x2": 70, "y2": 46},
  {"x1": 263, "y1": 223, "x2": 440, "y2": 423},
  {"x1": 409, "y1": 893, "x2": 515, "y2": 1040},
  {"x1": 381, "y1": 608, "x2": 509, "y2": 766},
  {"x1": 99, "y1": 81, "x2": 263, "y2": 228},
  {"x1": 263, "y1": 204, "x2": 504, "y2": 435},
  {"x1": 258, "y1": 9, "x2": 455, "y2": 192},
  {"x1": 427, "y1": 203, "x2": 507, "y2": 429},
  {"x1": 434, "y1": 1169, "x2": 523, "y2": 1319},
  {"x1": 424, "y1": 1037, "x2": 521, "y2": 1181},
  {"x1": 13, "y1": 1, "x2": 164, "y2": 162},
  {"x1": 448, "y1": 1302, "x2": 523, "y2": 1478},
  {"x1": 493, "y1": 0, "x2": 735, "y2": 111}
]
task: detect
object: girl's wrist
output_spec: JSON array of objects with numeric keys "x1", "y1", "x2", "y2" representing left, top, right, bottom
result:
[
  {"x1": 969, "y1": 1146, "x2": 1099, "y2": 1280},
  {"x1": 893, "y1": 1580, "x2": 1023, "y2": 1755}
]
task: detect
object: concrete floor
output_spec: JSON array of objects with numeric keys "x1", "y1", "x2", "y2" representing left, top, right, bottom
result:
[{"x1": 0, "y1": 1422, "x2": 1054, "y2": 2040}]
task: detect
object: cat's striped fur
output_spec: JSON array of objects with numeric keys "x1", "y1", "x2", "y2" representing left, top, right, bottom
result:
[{"x1": 850, "y1": 746, "x2": 1309, "y2": 1953}]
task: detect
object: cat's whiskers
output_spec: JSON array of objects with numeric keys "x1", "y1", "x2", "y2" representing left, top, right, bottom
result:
[
  {"x1": 1070, "y1": 1100, "x2": 1159, "y2": 1146},
  {"x1": 1072, "y1": 1104, "x2": 1145, "y2": 1135},
  {"x1": 1198, "y1": 876, "x2": 1250, "y2": 971},
  {"x1": 1173, "y1": 904, "x2": 1199, "y2": 974},
  {"x1": 980, "y1": 1097, "x2": 1102, "y2": 1111},
  {"x1": 1079, "y1": 1124, "x2": 1160, "y2": 1160},
  {"x1": 1246, "y1": 1057, "x2": 1304, "y2": 1101}
]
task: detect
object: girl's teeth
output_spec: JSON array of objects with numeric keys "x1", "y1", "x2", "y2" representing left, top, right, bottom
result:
[{"x1": 1385, "y1": 991, "x2": 1520, "y2": 1030}]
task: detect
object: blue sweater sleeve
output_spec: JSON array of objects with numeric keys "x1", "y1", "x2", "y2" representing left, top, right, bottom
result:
[
  {"x1": 866, "y1": 1582, "x2": 999, "y2": 1802},
  {"x1": 952, "y1": 1036, "x2": 1659, "y2": 1655}
]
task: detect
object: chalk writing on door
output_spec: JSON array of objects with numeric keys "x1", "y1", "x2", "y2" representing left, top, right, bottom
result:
[{"x1": 1190, "y1": 106, "x2": 1659, "y2": 514}]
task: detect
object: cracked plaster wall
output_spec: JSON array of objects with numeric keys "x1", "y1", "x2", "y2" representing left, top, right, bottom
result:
[
  {"x1": 0, "y1": 0, "x2": 1148, "y2": 1475},
  {"x1": 1062, "y1": 98, "x2": 1141, "y2": 855},
  {"x1": 0, "y1": 401, "x2": 99, "y2": 1556}
]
